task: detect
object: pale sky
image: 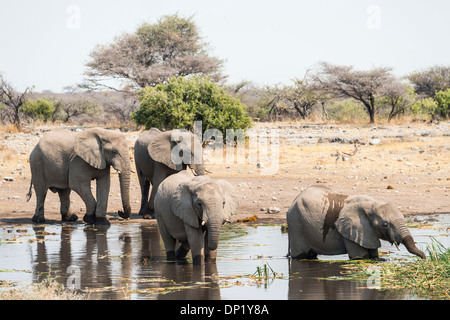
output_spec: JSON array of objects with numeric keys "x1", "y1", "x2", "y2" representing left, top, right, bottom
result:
[{"x1": 0, "y1": 0, "x2": 449, "y2": 92}]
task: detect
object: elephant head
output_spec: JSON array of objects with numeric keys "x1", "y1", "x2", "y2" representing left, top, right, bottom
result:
[
  {"x1": 74, "y1": 128, "x2": 132, "y2": 218},
  {"x1": 335, "y1": 201, "x2": 426, "y2": 259},
  {"x1": 147, "y1": 129, "x2": 205, "y2": 175},
  {"x1": 171, "y1": 176, "x2": 238, "y2": 253}
]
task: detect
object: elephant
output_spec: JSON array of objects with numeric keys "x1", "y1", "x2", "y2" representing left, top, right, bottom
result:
[
  {"x1": 154, "y1": 170, "x2": 238, "y2": 265},
  {"x1": 134, "y1": 128, "x2": 205, "y2": 219},
  {"x1": 286, "y1": 185, "x2": 426, "y2": 260},
  {"x1": 27, "y1": 128, "x2": 132, "y2": 225}
]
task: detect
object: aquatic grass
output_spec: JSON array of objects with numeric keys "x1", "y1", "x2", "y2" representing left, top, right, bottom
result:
[
  {"x1": 0, "y1": 276, "x2": 87, "y2": 300},
  {"x1": 342, "y1": 238, "x2": 449, "y2": 299}
]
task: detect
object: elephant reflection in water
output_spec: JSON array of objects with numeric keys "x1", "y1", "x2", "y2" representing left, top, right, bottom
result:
[
  {"x1": 30, "y1": 224, "x2": 221, "y2": 299},
  {"x1": 288, "y1": 259, "x2": 407, "y2": 300}
]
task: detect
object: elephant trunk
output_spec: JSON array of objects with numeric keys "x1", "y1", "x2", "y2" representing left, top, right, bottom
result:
[
  {"x1": 193, "y1": 163, "x2": 206, "y2": 176},
  {"x1": 393, "y1": 219, "x2": 426, "y2": 259},
  {"x1": 118, "y1": 169, "x2": 132, "y2": 219},
  {"x1": 206, "y1": 213, "x2": 222, "y2": 251}
]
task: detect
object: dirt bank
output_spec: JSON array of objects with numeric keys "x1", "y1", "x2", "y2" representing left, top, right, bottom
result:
[{"x1": 1, "y1": 122, "x2": 449, "y2": 225}]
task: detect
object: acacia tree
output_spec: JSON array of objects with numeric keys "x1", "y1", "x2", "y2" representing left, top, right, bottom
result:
[
  {"x1": 407, "y1": 65, "x2": 450, "y2": 98},
  {"x1": 377, "y1": 81, "x2": 416, "y2": 122},
  {"x1": 0, "y1": 73, "x2": 32, "y2": 130},
  {"x1": 285, "y1": 73, "x2": 321, "y2": 119},
  {"x1": 83, "y1": 14, "x2": 224, "y2": 92},
  {"x1": 314, "y1": 62, "x2": 394, "y2": 123}
]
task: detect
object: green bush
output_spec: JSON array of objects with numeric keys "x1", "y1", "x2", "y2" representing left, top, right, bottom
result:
[
  {"x1": 411, "y1": 97, "x2": 438, "y2": 119},
  {"x1": 435, "y1": 89, "x2": 450, "y2": 119},
  {"x1": 132, "y1": 76, "x2": 253, "y2": 133},
  {"x1": 20, "y1": 98, "x2": 55, "y2": 122},
  {"x1": 326, "y1": 99, "x2": 368, "y2": 123}
]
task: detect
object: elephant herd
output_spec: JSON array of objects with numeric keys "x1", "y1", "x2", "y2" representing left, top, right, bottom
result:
[{"x1": 26, "y1": 127, "x2": 426, "y2": 265}]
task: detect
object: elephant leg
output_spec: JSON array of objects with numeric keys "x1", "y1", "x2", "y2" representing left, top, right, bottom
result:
[
  {"x1": 344, "y1": 238, "x2": 371, "y2": 259},
  {"x1": 146, "y1": 170, "x2": 167, "y2": 219},
  {"x1": 94, "y1": 171, "x2": 111, "y2": 225},
  {"x1": 137, "y1": 172, "x2": 151, "y2": 216},
  {"x1": 156, "y1": 218, "x2": 177, "y2": 260},
  {"x1": 58, "y1": 188, "x2": 78, "y2": 222},
  {"x1": 186, "y1": 227, "x2": 205, "y2": 265},
  {"x1": 287, "y1": 227, "x2": 316, "y2": 259},
  {"x1": 72, "y1": 181, "x2": 97, "y2": 225},
  {"x1": 32, "y1": 186, "x2": 47, "y2": 223},
  {"x1": 175, "y1": 241, "x2": 190, "y2": 261}
]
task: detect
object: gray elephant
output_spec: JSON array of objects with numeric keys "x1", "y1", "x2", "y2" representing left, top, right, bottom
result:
[
  {"x1": 27, "y1": 128, "x2": 132, "y2": 225},
  {"x1": 287, "y1": 185, "x2": 426, "y2": 260},
  {"x1": 134, "y1": 128, "x2": 205, "y2": 219},
  {"x1": 154, "y1": 170, "x2": 238, "y2": 265}
]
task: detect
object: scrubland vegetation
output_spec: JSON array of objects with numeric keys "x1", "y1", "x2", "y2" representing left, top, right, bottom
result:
[{"x1": 1, "y1": 14, "x2": 449, "y2": 133}]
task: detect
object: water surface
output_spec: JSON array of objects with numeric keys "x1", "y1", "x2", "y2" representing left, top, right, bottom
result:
[{"x1": 0, "y1": 214, "x2": 448, "y2": 300}]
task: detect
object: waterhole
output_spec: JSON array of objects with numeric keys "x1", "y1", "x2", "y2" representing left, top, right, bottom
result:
[{"x1": 0, "y1": 214, "x2": 448, "y2": 299}]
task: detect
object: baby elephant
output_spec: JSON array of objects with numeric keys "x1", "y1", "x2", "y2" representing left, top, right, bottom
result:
[
  {"x1": 155, "y1": 170, "x2": 238, "y2": 265},
  {"x1": 287, "y1": 185, "x2": 426, "y2": 260}
]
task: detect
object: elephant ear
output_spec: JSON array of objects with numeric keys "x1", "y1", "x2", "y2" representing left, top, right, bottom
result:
[
  {"x1": 216, "y1": 180, "x2": 239, "y2": 219},
  {"x1": 75, "y1": 129, "x2": 106, "y2": 169},
  {"x1": 172, "y1": 180, "x2": 199, "y2": 228},
  {"x1": 148, "y1": 130, "x2": 179, "y2": 170},
  {"x1": 335, "y1": 201, "x2": 381, "y2": 249}
]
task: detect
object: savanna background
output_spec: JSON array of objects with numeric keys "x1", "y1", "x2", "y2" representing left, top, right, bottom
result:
[{"x1": 0, "y1": 1, "x2": 449, "y2": 300}]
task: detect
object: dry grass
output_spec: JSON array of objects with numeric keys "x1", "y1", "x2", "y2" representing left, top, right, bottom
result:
[{"x1": 0, "y1": 276, "x2": 87, "y2": 300}]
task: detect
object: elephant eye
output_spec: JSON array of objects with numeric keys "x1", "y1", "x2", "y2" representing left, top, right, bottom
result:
[
  {"x1": 196, "y1": 200, "x2": 202, "y2": 208},
  {"x1": 223, "y1": 201, "x2": 226, "y2": 208},
  {"x1": 383, "y1": 222, "x2": 389, "y2": 227}
]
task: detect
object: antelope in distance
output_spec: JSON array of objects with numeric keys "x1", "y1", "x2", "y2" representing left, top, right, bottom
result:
[{"x1": 335, "y1": 144, "x2": 361, "y2": 166}]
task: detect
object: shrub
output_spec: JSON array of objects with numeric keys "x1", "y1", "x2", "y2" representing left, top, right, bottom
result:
[
  {"x1": 326, "y1": 99, "x2": 368, "y2": 123},
  {"x1": 20, "y1": 98, "x2": 55, "y2": 122},
  {"x1": 435, "y1": 89, "x2": 450, "y2": 119},
  {"x1": 132, "y1": 76, "x2": 253, "y2": 133},
  {"x1": 411, "y1": 97, "x2": 438, "y2": 120}
]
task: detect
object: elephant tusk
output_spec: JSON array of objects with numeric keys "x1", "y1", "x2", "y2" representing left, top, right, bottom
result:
[
  {"x1": 201, "y1": 220, "x2": 206, "y2": 226},
  {"x1": 205, "y1": 169, "x2": 213, "y2": 174},
  {"x1": 116, "y1": 170, "x2": 122, "y2": 174},
  {"x1": 394, "y1": 241, "x2": 400, "y2": 251}
]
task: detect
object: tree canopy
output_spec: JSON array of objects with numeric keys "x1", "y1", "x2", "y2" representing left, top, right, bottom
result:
[
  {"x1": 132, "y1": 76, "x2": 252, "y2": 133},
  {"x1": 83, "y1": 14, "x2": 224, "y2": 92}
]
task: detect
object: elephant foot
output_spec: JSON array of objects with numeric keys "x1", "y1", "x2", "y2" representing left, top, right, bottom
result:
[
  {"x1": 192, "y1": 255, "x2": 203, "y2": 265},
  {"x1": 83, "y1": 213, "x2": 96, "y2": 225},
  {"x1": 143, "y1": 212, "x2": 155, "y2": 219},
  {"x1": 95, "y1": 217, "x2": 111, "y2": 226},
  {"x1": 140, "y1": 207, "x2": 155, "y2": 219},
  {"x1": 62, "y1": 214, "x2": 78, "y2": 222},
  {"x1": 32, "y1": 215, "x2": 46, "y2": 223},
  {"x1": 83, "y1": 214, "x2": 110, "y2": 226},
  {"x1": 118, "y1": 210, "x2": 130, "y2": 219},
  {"x1": 166, "y1": 251, "x2": 176, "y2": 261}
]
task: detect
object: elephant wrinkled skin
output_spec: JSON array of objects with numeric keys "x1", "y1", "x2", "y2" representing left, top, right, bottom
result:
[
  {"x1": 154, "y1": 170, "x2": 238, "y2": 265},
  {"x1": 287, "y1": 185, "x2": 426, "y2": 260},
  {"x1": 134, "y1": 128, "x2": 205, "y2": 219},
  {"x1": 27, "y1": 128, "x2": 132, "y2": 225}
]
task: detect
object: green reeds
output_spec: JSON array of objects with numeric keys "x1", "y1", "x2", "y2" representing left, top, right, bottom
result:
[{"x1": 351, "y1": 237, "x2": 450, "y2": 299}]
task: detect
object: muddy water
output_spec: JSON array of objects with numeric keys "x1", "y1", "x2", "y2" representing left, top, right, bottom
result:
[{"x1": 0, "y1": 214, "x2": 448, "y2": 300}]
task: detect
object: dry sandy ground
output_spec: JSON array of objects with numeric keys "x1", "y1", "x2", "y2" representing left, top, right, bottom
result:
[{"x1": 0, "y1": 122, "x2": 449, "y2": 226}]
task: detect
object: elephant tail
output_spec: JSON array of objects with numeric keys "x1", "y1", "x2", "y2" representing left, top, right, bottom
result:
[{"x1": 26, "y1": 181, "x2": 33, "y2": 202}]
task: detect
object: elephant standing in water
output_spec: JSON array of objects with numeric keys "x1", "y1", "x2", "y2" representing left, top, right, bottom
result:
[
  {"x1": 27, "y1": 128, "x2": 132, "y2": 225},
  {"x1": 287, "y1": 185, "x2": 426, "y2": 260},
  {"x1": 154, "y1": 170, "x2": 238, "y2": 265},
  {"x1": 134, "y1": 128, "x2": 205, "y2": 219}
]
